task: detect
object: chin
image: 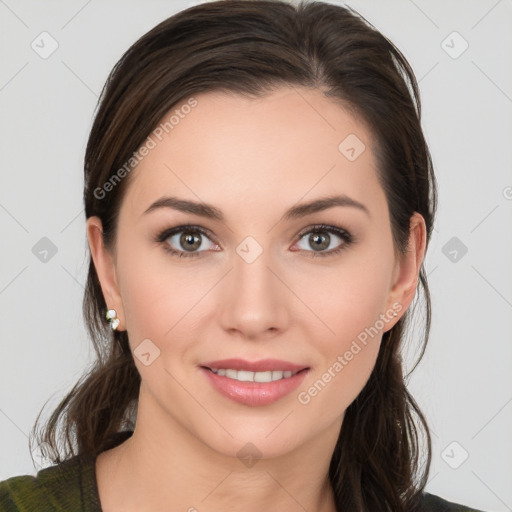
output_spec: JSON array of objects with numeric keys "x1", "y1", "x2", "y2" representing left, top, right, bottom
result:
[{"x1": 192, "y1": 416, "x2": 307, "y2": 461}]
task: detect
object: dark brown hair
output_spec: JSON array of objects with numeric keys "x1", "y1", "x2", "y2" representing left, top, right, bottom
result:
[{"x1": 31, "y1": 1, "x2": 437, "y2": 510}]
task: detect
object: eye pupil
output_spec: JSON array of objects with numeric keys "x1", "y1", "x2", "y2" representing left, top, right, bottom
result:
[
  {"x1": 181, "y1": 233, "x2": 201, "y2": 251},
  {"x1": 310, "y1": 233, "x2": 329, "y2": 251}
]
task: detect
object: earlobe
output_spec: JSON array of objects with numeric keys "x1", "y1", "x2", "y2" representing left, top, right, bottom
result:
[
  {"x1": 86, "y1": 216, "x2": 125, "y2": 331},
  {"x1": 386, "y1": 213, "x2": 427, "y2": 323}
]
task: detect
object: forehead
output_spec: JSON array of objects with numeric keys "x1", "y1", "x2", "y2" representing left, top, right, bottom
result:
[{"x1": 123, "y1": 86, "x2": 384, "y2": 222}]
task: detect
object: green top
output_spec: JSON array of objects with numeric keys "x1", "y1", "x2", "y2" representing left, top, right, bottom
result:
[{"x1": 0, "y1": 431, "x2": 484, "y2": 512}]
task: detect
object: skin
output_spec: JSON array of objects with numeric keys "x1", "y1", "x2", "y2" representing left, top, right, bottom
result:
[{"x1": 87, "y1": 86, "x2": 426, "y2": 512}]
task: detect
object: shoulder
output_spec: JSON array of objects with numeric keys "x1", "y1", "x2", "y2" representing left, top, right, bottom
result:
[
  {"x1": 0, "y1": 473, "x2": 47, "y2": 511},
  {"x1": 0, "y1": 454, "x2": 97, "y2": 512},
  {"x1": 422, "y1": 491, "x2": 486, "y2": 511}
]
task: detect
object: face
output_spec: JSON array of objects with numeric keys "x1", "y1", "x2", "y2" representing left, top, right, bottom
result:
[{"x1": 88, "y1": 86, "x2": 425, "y2": 461}]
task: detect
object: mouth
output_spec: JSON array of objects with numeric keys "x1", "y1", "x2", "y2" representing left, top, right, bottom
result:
[
  {"x1": 199, "y1": 358, "x2": 311, "y2": 406},
  {"x1": 200, "y1": 357, "x2": 309, "y2": 381}
]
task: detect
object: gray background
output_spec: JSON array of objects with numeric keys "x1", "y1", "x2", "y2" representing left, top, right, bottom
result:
[{"x1": 1, "y1": 1, "x2": 511, "y2": 511}]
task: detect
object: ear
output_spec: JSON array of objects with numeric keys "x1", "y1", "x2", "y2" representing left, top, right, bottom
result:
[
  {"x1": 86, "y1": 216, "x2": 125, "y2": 331},
  {"x1": 384, "y1": 212, "x2": 427, "y2": 329}
]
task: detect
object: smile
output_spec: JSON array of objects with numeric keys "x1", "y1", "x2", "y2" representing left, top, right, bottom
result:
[
  {"x1": 207, "y1": 368, "x2": 302, "y2": 382},
  {"x1": 200, "y1": 365, "x2": 310, "y2": 406}
]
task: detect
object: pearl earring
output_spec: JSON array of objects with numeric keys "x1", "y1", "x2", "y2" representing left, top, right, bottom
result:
[{"x1": 106, "y1": 309, "x2": 120, "y2": 330}]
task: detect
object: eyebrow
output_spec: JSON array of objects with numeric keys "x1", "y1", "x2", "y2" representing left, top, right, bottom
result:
[{"x1": 141, "y1": 194, "x2": 371, "y2": 221}]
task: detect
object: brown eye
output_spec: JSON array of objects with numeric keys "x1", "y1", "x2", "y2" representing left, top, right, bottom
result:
[
  {"x1": 178, "y1": 232, "x2": 202, "y2": 252},
  {"x1": 294, "y1": 225, "x2": 354, "y2": 258},
  {"x1": 307, "y1": 232, "x2": 330, "y2": 251},
  {"x1": 156, "y1": 226, "x2": 218, "y2": 258}
]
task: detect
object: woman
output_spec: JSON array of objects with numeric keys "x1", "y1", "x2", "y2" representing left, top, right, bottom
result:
[{"x1": 0, "y1": 1, "x2": 484, "y2": 510}]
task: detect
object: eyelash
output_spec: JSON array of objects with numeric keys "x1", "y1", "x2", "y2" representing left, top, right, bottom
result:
[{"x1": 155, "y1": 223, "x2": 355, "y2": 259}]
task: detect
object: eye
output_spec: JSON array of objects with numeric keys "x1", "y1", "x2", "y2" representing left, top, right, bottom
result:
[
  {"x1": 155, "y1": 225, "x2": 219, "y2": 258},
  {"x1": 155, "y1": 223, "x2": 355, "y2": 259},
  {"x1": 293, "y1": 224, "x2": 354, "y2": 258}
]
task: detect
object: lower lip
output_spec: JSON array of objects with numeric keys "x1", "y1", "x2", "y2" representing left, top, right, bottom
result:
[{"x1": 200, "y1": 367, "x2": 310, "y2": 406}]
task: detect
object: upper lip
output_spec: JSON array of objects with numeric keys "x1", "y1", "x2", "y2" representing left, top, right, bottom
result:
[{"x1": 201, "y1": 358, "x2": 309, "y2": 372}]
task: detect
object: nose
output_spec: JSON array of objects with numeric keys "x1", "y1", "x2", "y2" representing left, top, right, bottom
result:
[{"x1": 218, "y1": 239, "x2": 288, "y2": 340}]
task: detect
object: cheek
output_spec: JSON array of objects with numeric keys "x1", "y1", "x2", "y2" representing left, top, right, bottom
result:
[
  {"x1": 116, "y1": 240, "x2": 213, "y2": 360},
  {"x1": 300, "y1": 247, "x2": 393, "y2": 408},
  {"x1": 315, "y1": 252, "x2": 393, "y2": 353},
  {"x1": 298, "y1": 287, "x2": 386, "y2": 416}
]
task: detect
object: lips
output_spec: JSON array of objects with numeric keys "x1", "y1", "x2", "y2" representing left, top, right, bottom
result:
[
  {"x1": 199, "y1": 358, "x2": 311, "y2": 406},
  {"x1": 200, "y1": 358, "x2": 308, "y2": 373},
  {"x1": 200, "y1": 366, "x2": 310, "y2": 406}
]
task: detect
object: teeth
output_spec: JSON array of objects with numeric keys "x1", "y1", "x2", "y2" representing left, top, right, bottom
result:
[{"x1": 210, "y1": 368, "x2": 297, "y2": 382}]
